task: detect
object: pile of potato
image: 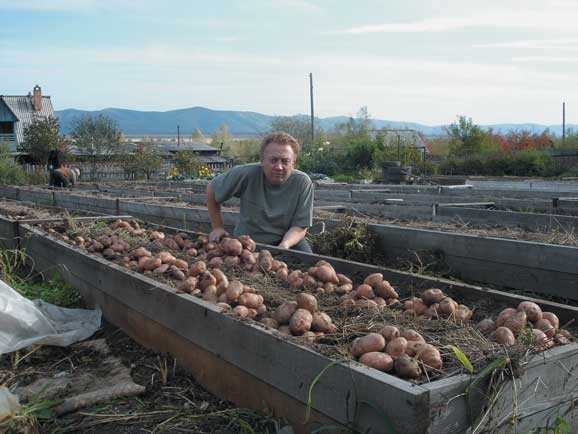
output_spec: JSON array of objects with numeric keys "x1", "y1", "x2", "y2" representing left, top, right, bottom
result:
[
  {"x1": 478, "y1": 301, "x2": 571, "y2": 351},
  {"x1": 351, "y1": 326, "x2": 443, "y2": 379},
  {"x1": 338, "y1": 273, "x2": 400, "y2": 310},
  {"x1": 265, "y1": 293, "x2": 337, "y2": 341},
  {"x1": 403, "y1": 288, "x2": 473, "y2": 321},
  {"x1": 284, "y1": 260, "x2": 352, "y2": 294}
]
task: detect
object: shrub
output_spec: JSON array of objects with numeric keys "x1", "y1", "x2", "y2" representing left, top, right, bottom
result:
[{"x1": 0, "y1": 144, "x2": 27, "y2": 185}]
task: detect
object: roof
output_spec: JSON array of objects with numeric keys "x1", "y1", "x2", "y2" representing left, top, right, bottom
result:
[
  {"x1": 0, "y1": 95, "x2": 55, "y2": 149},
  {"x1": 371, "y1": 129, "x2": 429, "y2": 153}
]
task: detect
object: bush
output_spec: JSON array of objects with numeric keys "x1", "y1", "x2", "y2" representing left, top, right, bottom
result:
[{"x1": 0, "y1": 144, "x2": 27, "y2": 185}]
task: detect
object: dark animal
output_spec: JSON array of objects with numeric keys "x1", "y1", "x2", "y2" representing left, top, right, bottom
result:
[{"x1": 52, "y1": 167, "x2": 80, "y2": 188}]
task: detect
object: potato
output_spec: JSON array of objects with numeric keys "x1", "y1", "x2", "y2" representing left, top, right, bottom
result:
[
  {"x1": 316, "y1": 266, "x2": 339, "y2": 284},
  {"x1": 176, "y1": 277, "x2": 197, "y2": 293},
  {"x1": 413, "y1": 298, "x2": 428, "y2": 316},
  {"x1": 172, "y1": 259, "x2": 189, "y2": 270},
  {"x1": 374, "y1": 280, "x2": 398, "y2": 299},
  {"x1": 303, "y1": 275, "x2": 318, "y2": 290},
  {"x1": 278, "y1": 325, "x2": 291, "y2": 335},
  {"x1": 290, "y1": 278, "x2": 304, "y2": 289},
  {"x1": 504, "y1": 311, "x2": 527, "y2": 334},
  {"x1": 258, "y1": 250, "x2": 273, "y2": 272},
  {"x1": 323, "y1": 282, "x2": 335, "y2": 294},
  {"x1": 336, "y1": 283, "x2": 353, "y2": 294},
  {"x1": 260, "y1": 318, "x2": 279, "y2": 329},
  {"x1": 271, "y1": 260, "x2": 284, "y2": 272},
  {"x1": 206, "y1": 248, "x2": 224, "y2": 260},
  {"x1": 400, "y1": 329, "x2": 425, "y2": 342},
  {"x1": 221, "y1": 238, "x2": 243, "y2": 256},
  {"x1": 246, "y1": 308, "x2": 258, "y2": 319},
  {"x1": 211, "y1": 268, "x2": 228, "y2": 285},
  {"x1": 241, "y1": 249, "x2": 257, "y2": 265},
  {"x1": 496, "y1": 308, "x2": 517, "y2": 327},
  {"x1": 208, "y1": 257, "x2": 224, "y2": 267},
  {"x1": 494, "y1": 326, "x2": 516, "y2": 346},
  {"x1": 555, "y1": 332, "x2": 571, "y2": 345},
  {"x1": 454, "y1": 305, "x2": 473, "y2": 322},
  {"x1": 142, "y1": 257, "x2": 162, "y2": 271},
  {"x1": 478, "y1": 319, "x2": 496, "y2": 335},
  {"x1": 186, "y1": 248, "x2": 198, "y2": 257},
  {"x1": 535, "y1": 319, "x2": 556, "y2": 338},
  {"x1": 289, "y1": 309, "x2": 313, "y2": 335},
  {"x1": 150, "y1": 231, "x2": 165, "y2": 241},
  {"x1": 340, "y1": 298, "x2": 355, "y2": 308},
  {"x1": 424, "y1": 303, "x2": 439, "y2": 319},
  {"x1": 301, "y1": 331, "x2": 320, "y2": 344},
  {"x1": 363, "y1": 273, "x2": 383, "y2": 288},
  {"x1": 162, "y1": 238, "x2": 180, "y2": 251},
  {"x1": 419, "y1": 346, "x2": 443, "y2": 370},
  {"x1": 380, "y1": 325, "x2": 400, "y2": 341},
  {"x1": 223, "y1": 255, "x2": 240, "y2": 266},
  {"x1": 403, "y1": 297, "x2": 419, "y2": 311},
  {"x1": 257, "y1": 304, "x2": 267, "y2": 315},
  {"x1": 355, "y1": 284, "x2": 375, "y2": 299},
  {"x1": 438, "y1": 297, "x2": 456, "y2": 316},
  {"x1": 202, "y1": 286, "x2": 218, "y2": 303},
  {"x1": 337, "y1": 274, "x2": 352, "y2": 285},
  {"x1": 373, "y1": 297, "x2": 386, "y2": 307},
  {"x1": 170, "y1": 267, "x2": 186, "y2": 281},
  {"x1": 226, "y1": 280, "x2": 244, "y2": 303},
  {"x1": 238, "y1": 235, "x2": 256, "y2": 252},
  {"x1": 405, "y1": 341, "x2": 430, "y2": 357},
  {"x1": 238, "y1": 293, "x2": 263, "y2": 309},
  {"x1": 351, "y1": 333, "x2": 386, "y2": 358},
  {"x1": 153, "y1": 263, "x2": 170, "y2": 274},
  {"x1": 542, "y1": 312, "x2": 560, "y2": 330},
  {"x1": 532, "y1": 329, "x2": 548, "y2": 350},
  {"x1": 188, "y1": 261, "x2": 207, "y2": 277},
  {"x1": 272, "y1": 301, "x2": 299, "y2": 325},
  {"x1": 386, "y1": 337, "x2": 408, "y2": 358},
  {"x1": 394, "y1": 355, "x2": 421, "y2": 379},
  {"x1": 421, "y1": 288, "x2": 445, "y2": 305},
  {"x1": 205, "y1": 242, "x2": 218, "y2": 251},
  {"x1": 286, "y1": 270, "x2": 303, "y2": 284},
  {"x1": 233, "y1": 305, "x2": 249, "y2": 317},
  {"x1": 276, "y1": 268, "x2": 288, "y2": 281},
  {"x1": 359, "y1": 352, "x2": 394, "y2": 372},
  {"x1": 132, "y1": 247, "x2": 152, "y2": 258},
  {"x1": 216, "y1": 302, "x2": 231, "y2": 310},
  {"x1": 355, "y1": 299, "x2": 379, "y2": 310},
  {"x1": 297, "y1": 293, "x2": 318, "y2": 313},
  {"x1": 311, "y1": 312, "x2": 333, "y2": 333},
  {"x1": 517, "y1": 301, "x2": 543, "y2": 322}
]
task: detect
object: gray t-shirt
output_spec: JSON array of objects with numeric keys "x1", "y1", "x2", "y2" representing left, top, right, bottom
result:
[{"x1": 210, "y1": 163, "x2": 314, "y2": 245}]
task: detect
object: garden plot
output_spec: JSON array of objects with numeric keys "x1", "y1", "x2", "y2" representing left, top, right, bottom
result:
[{"x1": 8, "y1": 214, "x2": 578, "y2": 434}]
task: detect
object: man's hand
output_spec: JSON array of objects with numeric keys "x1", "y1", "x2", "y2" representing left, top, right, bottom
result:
[
  {"x1": 209, "y1": 227, "x2": 229, "y2": 243},
  {"x1": 278, "y1": 240, "x2": 290, "y2": 249}
]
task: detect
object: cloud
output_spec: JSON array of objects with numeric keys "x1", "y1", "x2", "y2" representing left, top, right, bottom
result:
[
  {"x1": 473, "y1": 39, "x2": 578, "y2": 50},
  {"x1": 326, "y1": 8, "x2": 578, "y2": 35},
  {"x1": 0, "y1": 0, "x2": 137, "y2": 12},
  {"x1": 512, "y1": 56, "x2": 578, "y2": 63}
]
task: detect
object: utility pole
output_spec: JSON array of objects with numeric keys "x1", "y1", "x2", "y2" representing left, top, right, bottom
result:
[
  {"x1": 177, "y1": 125, "x2": 181, "y2": 147},
  {"x1": 562, "y1": 102, "x2": 566, "y2": 146},
  {"x1": 309, "y1": 73, "x2": 315, "y2": 146}
]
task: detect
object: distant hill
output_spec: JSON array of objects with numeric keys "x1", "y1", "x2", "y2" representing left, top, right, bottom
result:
[{"x1": 56, "y1": 106, "x2": 576, "y2": 137}]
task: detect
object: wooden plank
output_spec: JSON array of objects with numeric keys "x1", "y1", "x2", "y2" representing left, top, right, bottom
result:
[
  {"x1": 19, "y1": 215, "x2": 133, "y2": 224},
  {"x1": 436, "y1": 202, "x2": 495, "y2": 208}
]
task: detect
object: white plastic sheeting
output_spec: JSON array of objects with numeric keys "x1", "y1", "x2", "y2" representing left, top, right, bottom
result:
[{"x1": 0, "y1": 279, "x2": 101, "y2": 355}]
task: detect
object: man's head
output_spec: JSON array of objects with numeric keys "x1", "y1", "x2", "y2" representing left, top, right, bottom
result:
[{"x1": 260, "y1": 132, "x2": 300, "y2": 185}]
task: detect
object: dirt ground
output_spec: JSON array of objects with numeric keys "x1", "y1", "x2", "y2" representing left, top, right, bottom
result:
[{"x1": 0, "y1": 322, "x2": 280, "y2": 434}]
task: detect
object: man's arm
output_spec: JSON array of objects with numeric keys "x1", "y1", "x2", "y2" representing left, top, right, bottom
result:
[
  {"x1": 278, "y1": 226, "x2": 308, "y2": 249},
  {"x1": 207, "y1": 184, "x2": 229, "y2": 242}
]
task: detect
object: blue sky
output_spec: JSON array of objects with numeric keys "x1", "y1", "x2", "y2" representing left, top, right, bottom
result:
[{"x1": 2, "y1": 0, "x2": 577, "y2": 125}]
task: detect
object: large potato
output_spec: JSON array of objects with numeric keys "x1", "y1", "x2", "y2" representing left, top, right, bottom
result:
[
  {"x1": 226, "y1": 280, "x2": 244, "y2": 303},
  {"x1": 363, "y1": 273, "x2": 383, "y2": 288},
  {"x1": 359, "y1": 352, "x2": 393, "y2": 372},
  {"x1": 221, "y1": 238, "x2": 243, "y2": 256},
  {"x1": 311, "y1": 312, "x2": 334, "y2": 333},
  {"x1": 296, "y1": 293, "x2": 318, "y2": 313},
  {"x1": 238, "y1": 293, "x2": 263, "y2": 309},
  {"x1": 187, "y1": 261, "x2": 207, "y2": 277},
  {"x1": 289, "y1": 309, "x2": 313, "y2": 335},
  {"x1": 351, "y1": 333, "x2": 386, "y2": 358},
  {"x1": 272, "y1": 301, "x2": 298, "y2": 325}
]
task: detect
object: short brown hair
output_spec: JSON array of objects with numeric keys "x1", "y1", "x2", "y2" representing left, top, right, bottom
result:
[{"x1": 260, "y1": 132, "x2": 300, "y2": 159}]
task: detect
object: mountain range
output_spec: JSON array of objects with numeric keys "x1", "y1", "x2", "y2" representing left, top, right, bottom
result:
[{"x1": 56, "y1": 106, "x2": 576, "y2": 137}]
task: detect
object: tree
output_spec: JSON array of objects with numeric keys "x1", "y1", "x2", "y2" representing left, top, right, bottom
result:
[
  {"x1": 270, "y1": 116, "x2": 324, "y2": 148},
  {"x1": 222, "y1": 138, "x2": 260, "y2": 164},
  {"x1": 192, "y1": 128, "x2": 205, "y2": 142},
  {"x1": 211, "y1": 123, "x2": 231, "y2": 150},
  {"x1": 445, "y1": 116, "x2": 494, "y2": 156},
  {"x1": 124, "y1": 144, "x2": 162, "y2": 180},
  {"x1": 173, "y1": 150, "x2": 202, "y2": 177},
  {"x1": 21, "y1": 116, "x2": 67, "y2": 164},
  {"x1": 71, "y1": 114, "x2": 122, "y2": 161},
  {"x1": 0, "y1": 143, "x2": 27, "y2": 184}
]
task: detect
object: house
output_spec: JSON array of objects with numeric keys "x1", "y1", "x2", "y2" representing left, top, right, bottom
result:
[{"x1": 0, "y1": 85, "x2": 56, "y2": 152}]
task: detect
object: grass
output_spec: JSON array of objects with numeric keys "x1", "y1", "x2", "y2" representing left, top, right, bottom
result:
[{"x1": 11, "y1": 274, "x2": 82, "y2": 308}]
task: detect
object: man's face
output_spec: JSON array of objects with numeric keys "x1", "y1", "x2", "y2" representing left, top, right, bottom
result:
[{"x1": 261, "y1": 142, "x2": 295, "y2": 185}]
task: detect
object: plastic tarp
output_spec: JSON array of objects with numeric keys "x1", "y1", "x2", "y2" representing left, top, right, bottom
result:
[{"x1": 0, "y1": 279, "x2": 101, "y2": 355}]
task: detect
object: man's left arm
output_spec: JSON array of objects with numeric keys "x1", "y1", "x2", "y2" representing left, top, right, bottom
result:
[{"x1": 278, "y1": 226, "x2": 308, "y2": 249}]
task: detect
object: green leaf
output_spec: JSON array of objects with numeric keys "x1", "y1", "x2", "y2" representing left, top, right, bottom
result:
[
  {"x1": 556, "y1": 416, "x2": 569, "y2": 434},
  {"x1": 448, "y1": 345, "x2": 474, "y2": 373},
  {"x1": 304, "y1": 360, "x2": 341, "y2": 423}
]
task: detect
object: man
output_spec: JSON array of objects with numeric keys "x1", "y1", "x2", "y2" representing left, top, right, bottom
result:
[
  {"x1": 47, "y1": 145, "x2": 65, "y2": 187},
  {"x1": 207, "y1": 131, "x2": 314, "y2": 252}
]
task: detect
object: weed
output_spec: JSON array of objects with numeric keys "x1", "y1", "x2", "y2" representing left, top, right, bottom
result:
[
  {"x1": 12, "y1": 274, "x2": 81, "y2": 308},
  {"x1": 0, "y1": 249, "x2": 29, "y2": 285}
]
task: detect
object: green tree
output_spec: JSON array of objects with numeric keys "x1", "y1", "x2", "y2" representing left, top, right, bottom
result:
[
  {"x1": 270, "y1": 116, "x2": 324, "y2": 148},
  {"x1": 71, "y1": 114, "x2": 122, "y2": 162},
  {"x1": 20, "y1": 116, "x2": 67, "y2": 164},
  {"x1": 173, "y1": 150, "x2": 202, "y2": 177},
  {"x1": 129, "y1": 144, "x2": 162, "y2": 180},
  {"x1": 211, "y1": 123, "x2": 231, "y2": 150},
  {"x1": 0, "y1": 143, "x2": 27, "y2": 184},
  {"x1": 223, "y1": 138, "x2": 260, "y2": 164},
  {"x1": 446, "y1": 116, "x2": 495, "y2": 156},
  {"x1": 192, "y1": 128, "x2": 205, "y2": 142}
]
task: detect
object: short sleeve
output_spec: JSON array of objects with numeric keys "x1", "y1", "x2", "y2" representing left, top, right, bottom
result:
[
  {"x1": 290, "y1": 177, "x2": 314, "y2": 228},
  {"x1": 209, "y1": 165, "x2": 249, "y2": 203}
]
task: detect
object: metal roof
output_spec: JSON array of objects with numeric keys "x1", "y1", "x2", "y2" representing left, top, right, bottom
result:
[{"x1": 0, "y1": 95, "x2": 55, "y2": 149}]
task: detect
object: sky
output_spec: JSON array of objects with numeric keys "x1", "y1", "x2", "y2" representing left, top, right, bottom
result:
[{"x1": 1, "y1": 0, "x2": 578, "y2": 126}]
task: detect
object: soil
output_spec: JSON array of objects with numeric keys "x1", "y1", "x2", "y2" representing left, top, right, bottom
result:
[{"x1": 0, "y1": 322, "x2": 279, "y2": 434}]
